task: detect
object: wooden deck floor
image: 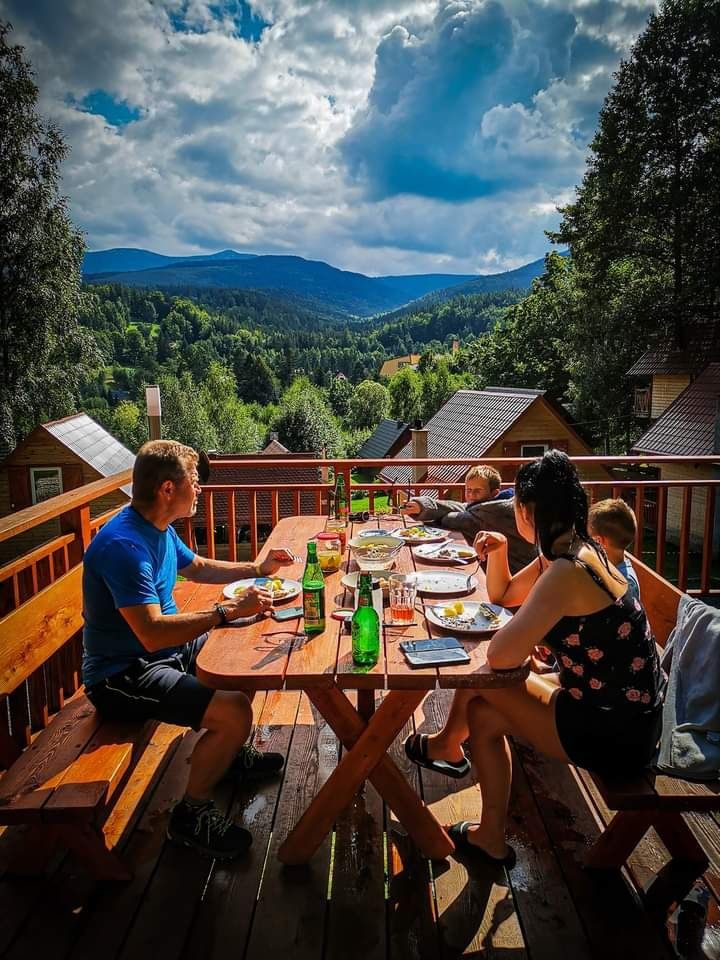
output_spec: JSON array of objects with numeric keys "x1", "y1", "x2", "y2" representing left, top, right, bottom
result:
[{"x1": 1, "y1": 689, "x2": 718, "y2": 960}]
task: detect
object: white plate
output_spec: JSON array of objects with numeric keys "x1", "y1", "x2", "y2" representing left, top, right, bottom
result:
[
  {"x1": 413, "y1": 542, "x2": 477, "y2": 564},
  {"x1": 222, "y1": 577, "x2": 301, "y2": 603},
  {"x1": 391, "y1": 525, "x2": 447, "y2": 544},
  {"x1": 426, "y1": 601, "x2": 512, "y2": 633},
  {"x1": 411, "y1": 570, "x2": 478, "y2": 596},
  {"x1": 341, "y1": 571, "x2": 391, "y2": 595}
]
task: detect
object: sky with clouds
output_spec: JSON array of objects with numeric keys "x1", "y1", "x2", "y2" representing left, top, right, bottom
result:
[{"x1": 0, "y1": 0, "x2": 657, "y2": 275}]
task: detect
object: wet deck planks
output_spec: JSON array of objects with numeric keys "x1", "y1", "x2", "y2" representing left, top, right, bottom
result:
[{"x1": 0, "y1": 690, "x2": 714, "y2": 960}]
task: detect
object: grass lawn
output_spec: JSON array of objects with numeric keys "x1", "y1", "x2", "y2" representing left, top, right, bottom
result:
[{"x1": 348, "y1": 491, "x2": 392, "y2": 513}]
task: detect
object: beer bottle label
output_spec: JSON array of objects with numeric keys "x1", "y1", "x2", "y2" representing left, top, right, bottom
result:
[{"x1": 304, "y1": 590, "x2": 324, "y2": 625}]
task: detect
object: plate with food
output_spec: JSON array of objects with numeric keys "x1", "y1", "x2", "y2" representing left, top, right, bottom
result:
[
  {"x1": 413, "y1": 542, "x2": 477, "y2": 564},
  {"x1": 222, "y1": 577, "x2": 302, "y2": 603},
  {"x1": 391, "y1": 525, "x2": 447, "y2": 544},
  {"x1": 341, "y1": 571, "x2": 391, "y2": 595},
  {"x1": 411, "y1": 570, "x2": 478, "y2": 596},
  {"x1": 425, "y1": 600, "x2": 512, "y2": 634}
]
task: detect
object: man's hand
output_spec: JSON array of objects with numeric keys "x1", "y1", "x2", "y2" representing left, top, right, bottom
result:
[
  {"x1": 473, "y1": 530, "x2": 508, "y2": 561},
  {"x1": 257, "y1": 548, "x2": 297, "y2": 577},
  {"x1": 399, "y1": 500, "x2": 421, "y2": 517},
  {"x1": 224, "y1": 585, "x2": 274, "y2": 620}
]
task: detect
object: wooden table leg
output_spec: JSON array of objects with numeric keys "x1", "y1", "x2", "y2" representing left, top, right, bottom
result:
[
  {"x1": 357, "y1": 688, "x2": 375, "y2": 723},
  {"x1": 278, "y1": 686, "x2": 453, "y2": 865}
]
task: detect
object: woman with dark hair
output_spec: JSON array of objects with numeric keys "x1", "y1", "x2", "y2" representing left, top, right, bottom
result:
[{"x1": 404, "y1": 450, "x2": 663, "y2": 867}]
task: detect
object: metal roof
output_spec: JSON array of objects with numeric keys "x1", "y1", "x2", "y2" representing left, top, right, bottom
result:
[
  {"x1": 357, "y1": 420, "x2": 410, "y2": 459},
  {"x1": 632, "y1": 363, "x2": 720, "y2": 456},
  {"x1": 626, "y1": 349, "x2": 694, "y2": 377},
  {"x1": 44, "y1": 413, "x2": 135, "y2": 495},
  {"x1": 380, "y1": 389, "x2": 542, "y2": 485}
]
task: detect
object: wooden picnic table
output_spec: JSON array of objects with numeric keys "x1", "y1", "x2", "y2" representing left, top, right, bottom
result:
[{"x1": 195, "y1": 515, "x2": 528, "y2": 865}]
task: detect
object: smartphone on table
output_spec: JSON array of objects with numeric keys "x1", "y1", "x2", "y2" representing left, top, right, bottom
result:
[{"x1": 271, "y1": 606, "x2": 303, "y2": 622}]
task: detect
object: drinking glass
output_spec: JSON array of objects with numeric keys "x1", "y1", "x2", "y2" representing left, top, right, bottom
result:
[{"x1": 388, "y1": 573, "x2": 417, "y2": 624}]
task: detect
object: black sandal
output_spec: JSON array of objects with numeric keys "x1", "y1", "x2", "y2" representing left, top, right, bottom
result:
[
  {"x1": 447, "y1": 821, "x2": 516, "y2": 868},
  {"x1": 403, "y1": 733, "x2": 471, "y2": 779}
]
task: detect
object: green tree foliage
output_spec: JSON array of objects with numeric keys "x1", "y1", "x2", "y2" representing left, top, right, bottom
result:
[
  {"x1": 273, "y1": 378, "x2": 344, "y2": 455},
  {"x1": 158, "y1": 372, "x2": 218, "y2": 450},
  {"x1": 553, "y1": 0, "x2": 720, "y2": 364},
  {"x1": 465, "y1": 253, "x2": 576, "y2": 402},
  {"x1": 347, "y1": 379, "x2": 390, "y2": 430},
  {"x1": 388, "y1": 367, "x2": 423, "y2": 424},
  {"x1": 327, "y1": 374, "x2": 353, "y2": 418},
  {"x1": 0, "y1": 23, "x2": 99, "y2": 449},
  {"x1": 199, "y1": 362, "x2": 261, "y2": 453},
  {"x1": 109, "y1": 401, "x2": 148, "y2": 451}
]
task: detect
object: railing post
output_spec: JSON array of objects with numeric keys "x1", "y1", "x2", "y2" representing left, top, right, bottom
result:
[
  {"x1": 701, "y1": 485, "x2": 716, "y2": 594},
  {"x1": 656, "y1": 486, "x2": 667, "y2": 577},
  {"x1": 677, "y1": 486, "x2": 692, "y2": 592},
  {"x1": 228, "y1": 491, "x2": 237, "y2": 563},
  {"x1": 60, "y1": 504, "x2": 92, "y2": 566},
  {"x1": 205, "y1": 491, "x2": 215, "y2": 560},
  {"x1": 634, "y1": 486, "x2": 645, "y2": 559},
  {"x1": 249, "y1": 492, "x2": 258, "y2": 559}
]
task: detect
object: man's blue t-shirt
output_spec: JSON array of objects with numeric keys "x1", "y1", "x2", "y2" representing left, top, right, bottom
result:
[{"x1": 82, "y1": 505, "x2": 196, "y2": 687}]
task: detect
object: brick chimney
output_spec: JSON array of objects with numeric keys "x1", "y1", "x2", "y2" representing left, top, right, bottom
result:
[
  {"x1": 452, "y1": 339, "x2": 460, "y2": 354},
  {"x1": 411, "y1": 420, "x2": 428, "y2": 484}
]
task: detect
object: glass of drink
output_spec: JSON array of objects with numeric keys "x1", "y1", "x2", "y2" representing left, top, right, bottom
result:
[
  {"x1": 326, "y1": 518, "x2": 347, "y2": 552},
  {"x1": 388, "y1": 572, "x2": 417, "y2": 624}
]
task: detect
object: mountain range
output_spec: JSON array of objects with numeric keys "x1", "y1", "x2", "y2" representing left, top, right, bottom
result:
[{"x1": 83, "y1": 247, "x2": 551, "y2": 317}]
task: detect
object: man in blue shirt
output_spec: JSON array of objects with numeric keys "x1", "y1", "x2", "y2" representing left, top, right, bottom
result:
[{"x1": 83, "y1": 440, "x2": 295, "y2": 861}]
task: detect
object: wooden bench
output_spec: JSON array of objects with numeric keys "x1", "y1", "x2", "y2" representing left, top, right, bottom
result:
[
  {"x1": 0, "y1": 569, "x2": 205, "y2": 880},
  {"x1": 578, "y1": 557, "x2": 720, "y2": 873}
]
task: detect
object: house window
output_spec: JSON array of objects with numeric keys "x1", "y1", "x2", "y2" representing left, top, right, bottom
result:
[
  {"x1": 30, "y1": 467, "x2": 64, "y2": 504},
  {"x1": 520, "y1": 444, "x2": 549, "y2": 458},
  {"x1": 633, "y1": 387, "x2": 651, "y2": 418}
]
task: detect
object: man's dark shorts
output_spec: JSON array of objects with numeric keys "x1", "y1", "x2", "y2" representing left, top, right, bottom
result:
[{"x1": 85, "y1": 634, "x2": 214, "y2": 731}]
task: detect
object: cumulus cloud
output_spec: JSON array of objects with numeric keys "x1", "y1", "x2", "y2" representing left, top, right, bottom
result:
[{"x1": 0, "y1": 0, "x2": 656, "y2": 274}]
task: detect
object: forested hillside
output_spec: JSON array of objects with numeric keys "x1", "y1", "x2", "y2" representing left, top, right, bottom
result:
[{"x1": 76, "y1": 283, "x2": 514, "y2": 454}]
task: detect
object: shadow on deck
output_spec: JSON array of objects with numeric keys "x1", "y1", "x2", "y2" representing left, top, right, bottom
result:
[{"x1": 1, "y1": 689, "x2": 718, "y2": 960}]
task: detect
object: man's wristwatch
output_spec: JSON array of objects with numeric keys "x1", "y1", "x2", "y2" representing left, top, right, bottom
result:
[{"x1": 215, "y1": 603, "x2": 229, "y2": 625}]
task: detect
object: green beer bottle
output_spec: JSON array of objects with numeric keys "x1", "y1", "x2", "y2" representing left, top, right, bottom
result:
[
  {"x1": 302, "y1": 541, "x2": 326, "y2": 636},
  {"x1": 333, "y1": 472, "x2": 348, "y2": 523},
  {"x1": 352, "y1": 572, "x2": 380, "y2": 667}
]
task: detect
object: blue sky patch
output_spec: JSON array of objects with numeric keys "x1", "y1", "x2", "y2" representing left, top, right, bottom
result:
[
  {"x1": 71, "y1": 90, "x2": 141, "y2": 126},
  {"x1": 170, "y1": 1, "x2": 270, "y2": 41}
]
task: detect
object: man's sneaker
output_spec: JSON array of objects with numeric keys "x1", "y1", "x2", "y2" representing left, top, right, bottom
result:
[
  {"x1": 167, "y1": 800, "x2": 252, "y2": 860},
  {"x1": 225, "y1": 744, "x2": 285, "y2": 782}
]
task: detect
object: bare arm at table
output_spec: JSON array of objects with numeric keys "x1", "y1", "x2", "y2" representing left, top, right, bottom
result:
[
  {"x1": 179, "y1": 548, "x2": 295, "y2": 583},
  {"x1": 474, "y1": 532, "x2": 547, "y2": 607},
  {"x1": 119, "y1": 587, "x2": 273, "y2": 653},
  {"x1": 486, "y1": 564, "x2": 567, "y2": 670}
]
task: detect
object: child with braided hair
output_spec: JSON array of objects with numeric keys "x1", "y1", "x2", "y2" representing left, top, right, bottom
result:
[{"x1": 404, "y1": 450, "x2": 663, "y2": 866}]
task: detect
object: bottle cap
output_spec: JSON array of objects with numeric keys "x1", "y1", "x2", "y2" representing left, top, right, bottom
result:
[{"x1": 316, "y1": 532, "x2": 339, "y2": 541}]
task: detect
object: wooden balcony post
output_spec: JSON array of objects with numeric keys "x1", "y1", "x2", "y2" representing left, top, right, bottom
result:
[
  {"x1": 656, "y1": 486, "x2": 668, "y2": 577},
  {"x1": 700, "y1": 485, "x2": 716, "y2": 594},
  {"x1": 634, "y1": 486, "x2": 645, "y2": 559},
  {"x1": 677, "y1": 486, "x2": 692, "y2": 592},
  {"x1": 205, "y1": 491, "x2": 215, "y2": 560},
  {"x1": 228, "y1": 491, "x2": 237, "y2": 563},
  {"x1": 60, "y1": 504, "x2": 92, "y2": 566}
]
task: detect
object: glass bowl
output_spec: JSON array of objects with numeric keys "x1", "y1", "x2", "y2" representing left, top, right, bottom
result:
[{"x1": 348, "y1": 534, "x2": 405, "y2": 571}]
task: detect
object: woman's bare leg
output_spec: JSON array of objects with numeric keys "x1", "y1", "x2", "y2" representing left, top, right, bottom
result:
[
  {"x1": 424, "y1": 688, "x2": 478, "y2": 762},
  {"x1": 456, "y1": 674, "x2": 568, "y2": 855}
]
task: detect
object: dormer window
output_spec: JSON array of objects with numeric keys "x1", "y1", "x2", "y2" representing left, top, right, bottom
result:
[{"x1": 520, "y1": 443, "x2": 549, "y2": 458}]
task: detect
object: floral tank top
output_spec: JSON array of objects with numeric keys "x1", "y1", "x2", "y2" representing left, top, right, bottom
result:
[{"x1": 543, "y1": 557, "x2": 663, "y2": 712}]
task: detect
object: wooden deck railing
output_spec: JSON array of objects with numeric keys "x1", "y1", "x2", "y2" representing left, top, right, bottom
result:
[
  {"x1": 1, "y1": 457, "x2": 720, "y2": 613},
  {"x1": 0, "y1": 454, "x2": 718, "y2": 748}
]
